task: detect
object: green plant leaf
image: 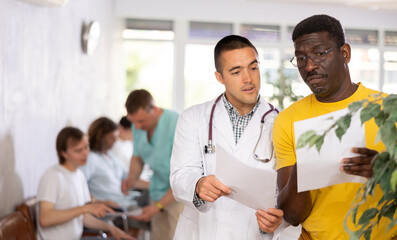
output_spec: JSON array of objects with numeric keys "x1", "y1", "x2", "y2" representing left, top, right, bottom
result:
[
  {"x1": 377, "y1": 193, "x2": 387, "y2": 207},
  {"x1": 335, "y1": 127, "x2": 345, "y2": 141},
  {"x1": 360, "y1": 103, "x2": 381, "y2": 124},
  {"x1": 386, "y1": 217, "x2": 397, "y2": 232},
  {"x1": 335, "y1": 114, "x2": 352, "y2": 140},
  {"x1": 363, "y1": 228, "x2": 372, "y2": 240},
  {"x1": 348, "y1": 101, "x2": 364, "y2": 112},
  {"x1": 296, "y1": 130, "x2": 317, "y2": 149},
  {"x1": 352, "y1": 206, "x2": 359, "y2": 225},
  {"x1": 374, "y1": 130, "x2": 382, "y2": 145},
  {"x1": 379, "y1": 121, "x2": 397, "y2": 150},
  {"x1": 380, "y1": 166, "x2": 393, "y2": 194},
  {"x1": 384, "y1": 203, "x2": 397, "y2": 221},
  {"x1": 387, "y1": 109, "x2": 397, "y2": 123},
  {"x1": 390, "y1": 169, "x2": 397, "y2": 192},
  {"x1": 358, "y1": 208, "x2": 378, "y2": 225},
  {"x1": 315, "y1": 135, "x2": 325, "y2": 153},
  {"x1": 383, "y1": 94, "x2": 397, "y2": 114},
  {"x1": 350, "y1": 231, "x2": 361, "y2": 240},
  {"x1": 374, "y1": 111, "x2": 389, "y2": 127}
]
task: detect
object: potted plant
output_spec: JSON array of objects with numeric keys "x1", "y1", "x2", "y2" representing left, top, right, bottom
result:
[{"x1": 297, "y1": 93, "x2": 397, "y2": 239}]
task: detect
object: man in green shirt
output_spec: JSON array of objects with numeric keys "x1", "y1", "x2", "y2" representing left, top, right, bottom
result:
[{"x1": 121, "y1": 89, "x2": 183, "y2": 240}]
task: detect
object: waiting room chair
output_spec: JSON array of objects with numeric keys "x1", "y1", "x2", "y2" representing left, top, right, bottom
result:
[{"x1": 0, "y1": 211, "x2": 35, "y2": 240}]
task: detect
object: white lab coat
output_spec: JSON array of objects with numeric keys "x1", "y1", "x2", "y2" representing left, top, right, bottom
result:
[{"x1": 170, "y1": 96, "x2": 278, "y2": 240}]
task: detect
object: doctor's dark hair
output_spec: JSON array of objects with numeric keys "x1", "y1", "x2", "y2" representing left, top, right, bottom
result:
[
  {"x1": 88, "y1": 117, "x2": 117, "y2": 152},
  {"x1": 292, "y1": 14, "x2": 345, "y2": 47},
  {"x1": 56, "y1": 127, "x2": 85, "y2": 165},
  {"x1": 214, "y1": 35, "x2": 258, "y2": 74},
  {"x1": 125, "y1": 89, "x2": 154, "y2": 114}
]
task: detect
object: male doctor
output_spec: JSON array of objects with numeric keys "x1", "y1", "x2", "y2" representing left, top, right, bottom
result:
[{"x1": 170, "y1": 35, "x2": 283, "y2": 240}]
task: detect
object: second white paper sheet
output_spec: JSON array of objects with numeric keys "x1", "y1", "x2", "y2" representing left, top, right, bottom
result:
[
  {"x1": 294, "y1": 108, "x2": 367, "y2": 193},
  {"x1": 215, "y1": 145, "x2": 277, "y2": 210}
]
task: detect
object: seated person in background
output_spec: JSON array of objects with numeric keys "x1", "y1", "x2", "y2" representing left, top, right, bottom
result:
[
  {"x1": 80, "y1": 117, "x2": 150, "y2": 236},
  {"x1": 36, "y1": 126, "x2": 134, "y2": 240},
  {"x1": 110, "y1": 116, "x2": 134, "y2": 171},
  {"x1": 110, "y1": 116, "x2": 152, "y2": 190},
  {"x1": 80, "y1": 117, "x2": 131, "y2": 209}
]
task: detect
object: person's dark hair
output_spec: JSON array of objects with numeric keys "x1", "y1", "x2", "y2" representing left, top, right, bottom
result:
[
  {"x1": 214, "y1": 35, "x2": 258, "y2": 74},
  {"x1": 292, "y1": 14, "x2": 345, "y2": 47},
  {"x1": 125, "y1": 89, "x2": 154, "y2": 114},
  {"x1": 119, "y1": 116, "x2": 131, "y2": 129},
  {"x1": 56, "y1": 127, "x2": 84, "y2": 165},
  {"x1": 88, "y1": 117, "x2": 117, "y2": 152}
]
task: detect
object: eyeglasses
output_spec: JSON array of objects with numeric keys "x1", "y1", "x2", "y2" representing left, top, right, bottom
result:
[{"x1": 290, "y1": 46, "x2": 338, "y2": 68}]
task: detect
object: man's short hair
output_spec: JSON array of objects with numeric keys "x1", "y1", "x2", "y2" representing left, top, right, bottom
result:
[
  {"x1": 125, "y1": 89, "x2": 154, "y2": 114},
  {"x1": 214, "y1": 35, "x2": 258, "y2": 74},
  {"x1": 88, "y1": 117, "x2": 117, "y2": 152},
  {"x1": 292, "y1": 14, "x2": 345, "y2": 47},
  {"x1": 56, "y1": 127, "x2": 84, "y2": 165},
  {"x1": 119, "y1": 116, "x2": 131, "y2": 129}
]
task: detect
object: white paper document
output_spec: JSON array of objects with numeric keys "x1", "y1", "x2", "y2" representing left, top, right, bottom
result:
[
  {"x1": 215, "y1": 145, "x2": 277, "y2": 210},
  {"x1": 294, "y1": 108, "x2": 367, "y2": 193}
]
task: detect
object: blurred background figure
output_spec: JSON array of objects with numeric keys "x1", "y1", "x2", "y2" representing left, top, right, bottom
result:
[
  {"x1": 111, "y1": 116, "x2": 134, "y2": 171},
  {"x1": 36, "y1": 126, "x2": 134, "y2": 240},
  {"x1": 80, "y1": 117, "x2": 150, "y2": 237},
  {"x1": 80, "y1": 117, "x2": 128, "y2": 208},
  {"x1": 122, "y1": 89, "x2": 183, "y2": 240},
  {"x1": 111, "y1": 116, "x2": 152, "y2": 190}
]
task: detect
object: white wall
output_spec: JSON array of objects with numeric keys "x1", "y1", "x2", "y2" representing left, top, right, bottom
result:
[{"x1": 0, "y1": 0, "x2": 125, "y2": 216}]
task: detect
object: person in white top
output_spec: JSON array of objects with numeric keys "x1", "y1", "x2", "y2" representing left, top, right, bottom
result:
[
  {"x1": 36, "y1": 126, "x2": 134, "y2": 240},
  {"x1": 110, "y1": 116, "x2": 152, "y2": 189}
]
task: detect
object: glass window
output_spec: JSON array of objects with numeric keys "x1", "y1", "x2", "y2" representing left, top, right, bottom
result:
[
  {"x1": 189, "y1": 21, "x2": 232, "y2": 40},
  {"x1": 241, "y1": 24, "x2": 280, "y2": 42},
  {"x1": 383, "y1": 51, "x2": 397, "y2": 93},
  {"x1": 384, "y1": 31, "x2": 397, "y2": 47},
  {"x1": 258, "y1": 48, "x2": 280, "y2": 98},
  {"x1": 345, "y1": 29, "x2": 378, "y2": 45},
  {"x1": 279, "y1": 47, "x2": 310, "y2": 109},
  {"x1": 286, "y1": 26, "x2": 295, "y2": 42},
  {"x1": 349, "y1": 48, "x2": 380, "y2": 90},
  {"x1": 123, "y1": 19, "x2": 174, "y2": 109},
  {"x1": 184, "y1": 44, "x2": 223, "y2": 109}
]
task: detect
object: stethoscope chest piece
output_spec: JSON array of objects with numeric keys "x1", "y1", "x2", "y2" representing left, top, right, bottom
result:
[{"x1": 204, "y1": 140, "x2": 215, "y2": 154}]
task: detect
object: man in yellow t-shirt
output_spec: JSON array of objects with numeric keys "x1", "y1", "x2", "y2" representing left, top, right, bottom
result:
[{"x1": 274, "y1": 14, "x2": 397, "y2": 239}]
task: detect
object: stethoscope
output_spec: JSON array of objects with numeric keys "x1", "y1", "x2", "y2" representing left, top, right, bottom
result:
[{"x1": 204, "y1": 94, "x2": 279, "y2": 162}]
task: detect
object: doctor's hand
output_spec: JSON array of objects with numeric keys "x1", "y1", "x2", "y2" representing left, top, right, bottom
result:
[
  {"x1": 256, "y1": 208, "x2": 283, "y2": 233},
  {"x1": 195, "y1": 175, "x2": 231, "y2": 202},
  {"x1": 340, "y1": 147, "x2": 378, "y2": 178}
]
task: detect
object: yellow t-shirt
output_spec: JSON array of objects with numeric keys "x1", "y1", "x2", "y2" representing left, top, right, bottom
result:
[{"x1": 273, "y1": 83, "x2": 396, "y2": 239}]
